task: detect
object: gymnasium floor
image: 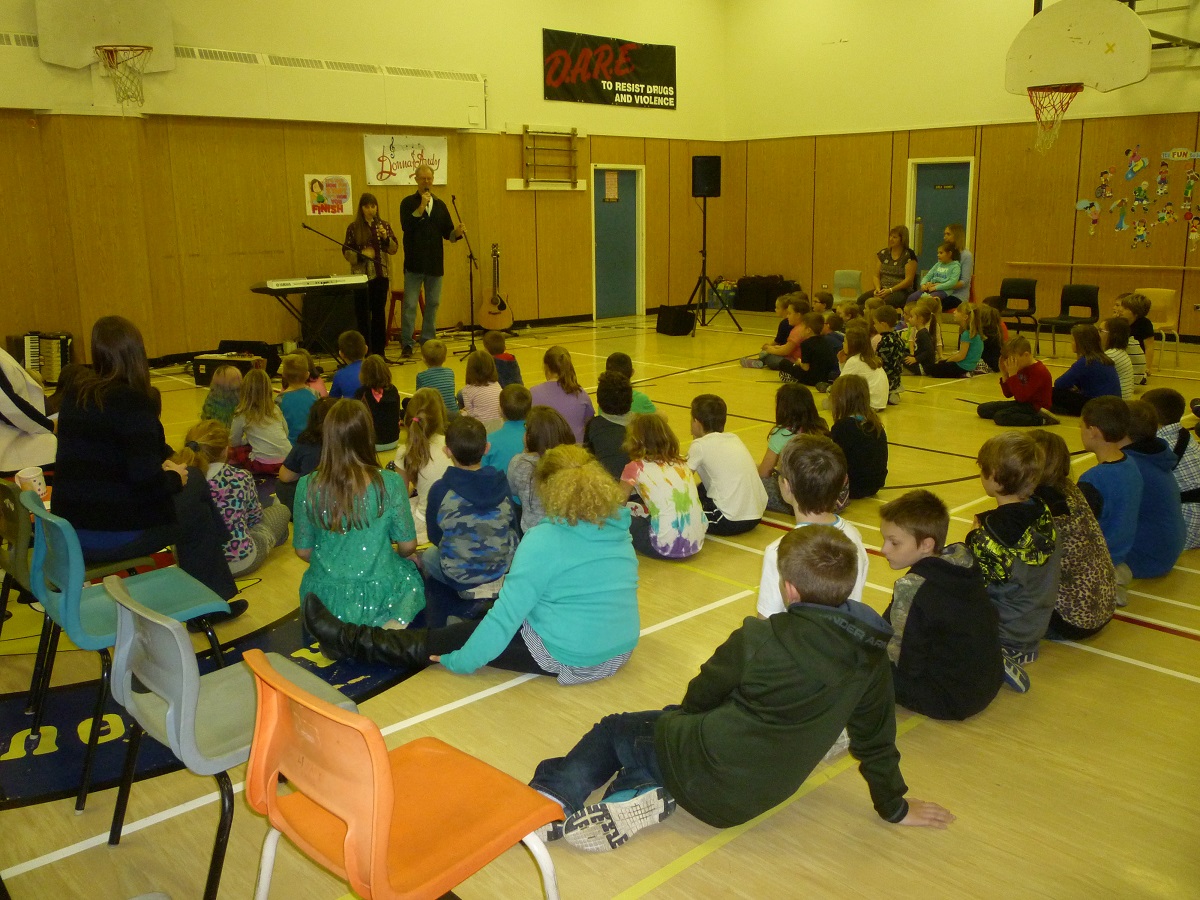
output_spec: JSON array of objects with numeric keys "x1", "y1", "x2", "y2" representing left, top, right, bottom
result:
[{"x1": 2, "y1": 312, "x2": 1198, "y2": 899}]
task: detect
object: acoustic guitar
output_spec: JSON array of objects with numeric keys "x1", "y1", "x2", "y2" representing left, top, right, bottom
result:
[{"x1": 478, "y1": 243, "x2": 515, "y2": 331}]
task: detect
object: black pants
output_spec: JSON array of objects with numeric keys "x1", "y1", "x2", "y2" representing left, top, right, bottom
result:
[
  {"x1": 1045, "y1": 609, "x2": 1108, "y2": 640},
  {"x1": 1050, "y1": 387, "x2": 1089, "y2": 417},
  {"x1": 697, "y1": 485, "x2": 760, "y2": 535},
  {"x1": 425, "y1": 620, "x2": 553, "y2": 675},
  {"x1": 977, "y1": 400, "x2": 1043, "y2": 427},
  {"x1": 925, "y1": 360, "x2": 970, "y2": 379},
  {"x1": 355, "y1": 277, "x2": 390, "y2": 357},
  {"x1": 776, "y1": 359, "x2": 829, "y2": 387}
]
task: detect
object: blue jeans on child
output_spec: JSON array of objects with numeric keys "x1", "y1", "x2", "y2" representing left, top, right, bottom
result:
[
  {"x1": 529, "y1": 710, "x2": 669, "y2": 815},
  {"x1": 402, "y1": 271, "x2": 443, "y2": 349}
]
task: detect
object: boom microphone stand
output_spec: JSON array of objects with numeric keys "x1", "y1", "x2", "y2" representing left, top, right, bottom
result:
[{"x1": 450, "y1": 195, "x2": 481, "y2": 359}]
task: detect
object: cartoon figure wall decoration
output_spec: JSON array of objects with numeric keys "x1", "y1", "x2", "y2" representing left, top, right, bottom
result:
[
  {"x1": 1132, "y1": 181, "x2": 1151, "y2": 212},
  {"x1": 1190, "y1": 218, "x2": 1199, "y2": 252},
  {"x1": 1183, "y1": 169, "x2": 1198, "y2": 214},
  {"x1": 1158, "y1": 202, "x2": 1177, "y2": 226},
  {"x1": 1125, "y1": 146, "x2": 1148, "y2": 180},
  {"x1": 1095, "y1": 168, "x2": 1115, "y2": 199},
  {"x1": 1131, "y1": 219, "x2": 1150, "y2": 249},
  {"x1": 1111, "y1": 197, "x2": 1129, "y2": 231},
  {"x1": 1076, "y1": 199, "x2": 1101, "y2": 235},
  {"x1": 1156, "y1": 161, "x2": 1169, "y2": 196}
]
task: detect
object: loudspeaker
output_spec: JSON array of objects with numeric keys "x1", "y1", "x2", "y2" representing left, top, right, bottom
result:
[
  {"x1": 656, "y1": 306, "x2": 695, "y2": 336},
  {"x1": 691, "y1": 155, "x2": 721, "y2": 198}
]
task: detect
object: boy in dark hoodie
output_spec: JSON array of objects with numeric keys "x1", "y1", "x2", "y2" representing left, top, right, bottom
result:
[
  {"x1": 1123, "y1": 400, "x2": 1186, "y2": 578},
  {"x1": 880, "y1": 490, "x2": 1003, "y2": 719},
  {"x1": 529, "y1": 525, "x2": 955, "y2": 853},
  {"x1": 422, "y1": 415, "x2": 518, "y2": 620},
  {"x1": 967, "y1": 432, "x2": 1061, "y2": 693}
]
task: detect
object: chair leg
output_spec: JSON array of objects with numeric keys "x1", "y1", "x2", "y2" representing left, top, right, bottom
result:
[
  {"x1": 522, "y1": 832, "x2": 560, "y2": 900},
  {"x1": 28, "y1": 621, "x2": 60, "y2": 730},
  {"x1": 108, "y1": 721, "x2": 144, "y2": 845},
  {"x1": 25, "y1": 612, "x2": 53, "y2": 715},
  {"x1": 76, "y1": 648, "x2": 112, "y2": 812},
  {"x1": 198, "y1": 619, "x2": 227, "y2": 669},
  {"x1": 204, "y1": 771, "x2": 236, "y2": 900},
  {"x1": 253, "y1": 828, "x2": 283, "y2": 900}
]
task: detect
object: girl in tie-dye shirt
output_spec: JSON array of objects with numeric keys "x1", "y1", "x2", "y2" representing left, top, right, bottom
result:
[{"x1": 619, "y1": 414, "x2": 706, "y2": 560}]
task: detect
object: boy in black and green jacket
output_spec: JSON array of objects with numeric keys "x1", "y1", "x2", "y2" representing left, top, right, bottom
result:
[{"x1": 529, "y1": 525, "x2": 955, "y2": 852}]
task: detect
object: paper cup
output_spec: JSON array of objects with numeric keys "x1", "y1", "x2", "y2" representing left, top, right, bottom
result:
[{"x1": 15, "y1": 466, "x2": 48, "y2": 499}]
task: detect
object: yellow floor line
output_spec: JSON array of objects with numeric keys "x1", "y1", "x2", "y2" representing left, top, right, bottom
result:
[
  {"x1": 613, "y1": 715, "x2": 925, "y2": 900},
  {"x1": 675, "y1": 562, "x2": 756, "y2": 592}
]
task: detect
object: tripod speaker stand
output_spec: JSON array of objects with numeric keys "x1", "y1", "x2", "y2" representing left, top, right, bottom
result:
[{"x1": 685, "y1": 196, "x2": 741, "y2": 335}]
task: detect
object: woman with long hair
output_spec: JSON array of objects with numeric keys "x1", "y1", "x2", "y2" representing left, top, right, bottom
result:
[
  {"x1": 343, "y1": 192, "x2": 398, "y2": 356},
  {"x1": 52, "y1": 315, "x2": 241, "y2": 612},
  {"x1": 859, "y1": 224, "x2": 918, "y2": 308}
]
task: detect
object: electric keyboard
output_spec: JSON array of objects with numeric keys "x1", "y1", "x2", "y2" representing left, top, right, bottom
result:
[{"x1": 251, "y1": 274, "x2": 367, "y2": 295}]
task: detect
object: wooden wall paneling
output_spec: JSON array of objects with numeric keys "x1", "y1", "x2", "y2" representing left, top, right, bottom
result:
[
  {"x1": 972, "y1": 120, "x2": 1083, "y2": 314},
  {"x1": 744, "y1": 137, "x2": 814, "y2": 290},
  {"x1": 427, "y1": 130, "x2": 471, "y2": 330},
  {"x1": 890, "y1": 131, "x2": 909, "y2": 231},
  {"x1": 811, "y1": 132, "x2": 893, "y2": 298},
  {"x1": 470, "y1": 133, "x2": 537, "y2": 323},
  {"x1": 687, "y1": 140, "x2": 730, "y2": 282},
  {"x1": 59, "y1": 117, "x2": 156, "y2": 355},
  {"x1": 717, "y1": 140, "x2": 747, "y2": 283},
  {"x1": 668, "y1": 140, "x2": 705, "y2": 306},
  {"x1": 533, "y1": 136, "x2": 593, "y2": 319},
  {"x1": 35, "y1": 117, "x2": 83, "y2": 348},
  {"x1": 590, "y1": 136, "x2": 645, "y2": 166},
  {"x1": 1179, "y1": 115, "x2": 1200, "y2": 338},
  {"x1": 907, "y1": 126, "x2": 977, "y2": 160},
  {"x1": 139, "y1": 118, "x2": 188, "y2": 356},
  {"x1": 644, "y1": 138, "x2": 671, "y2": 307}
]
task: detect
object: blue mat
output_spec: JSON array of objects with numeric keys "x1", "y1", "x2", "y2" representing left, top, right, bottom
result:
[{"x1": 0, "y1": 612, "x2": 414, "y2": 809}]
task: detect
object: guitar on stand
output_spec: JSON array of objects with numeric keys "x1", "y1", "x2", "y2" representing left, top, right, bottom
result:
[{"x1": 480, "y1": 244, "x2": 516, "y2": 333}]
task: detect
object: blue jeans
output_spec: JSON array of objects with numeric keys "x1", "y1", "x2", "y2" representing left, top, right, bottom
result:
[
  {"x1": 530, "y1": 710, "x2": 668, "y2": 815},
  {"x1": 402, "y1": 271, "x2": 443, "y2": 348}
]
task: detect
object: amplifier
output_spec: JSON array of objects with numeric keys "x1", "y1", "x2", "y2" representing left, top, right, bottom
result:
[{"x1": 193, "y1": 354, "x2": 265, "y2": 387}]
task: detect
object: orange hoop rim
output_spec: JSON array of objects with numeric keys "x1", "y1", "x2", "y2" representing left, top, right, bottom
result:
[{"x1": 94, "y1": 44, "x2": 152, "y2": 67}]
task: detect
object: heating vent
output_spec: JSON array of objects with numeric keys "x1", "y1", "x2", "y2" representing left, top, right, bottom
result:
[
  {"x1": 0, "y1": 34, "x2": 11, "y2": 46},
  {"x1": 325, "y1": 60, "x2": 378, "y2": 74},
  {"x1": 175, "y1": 46, "x2": 261, "y2": 64},
  {"x1": 14, "y1": 33, "x2": 39, "y2": 47},
  {"x1": 431, "y1": 70, "x2": 480, "y2": 82},
  {"x1": 386, "y1": 66, "x2": 435, "y2": 78},
  {"x1": 267, "y1": 55, "x2": 324, "y2": 69}
]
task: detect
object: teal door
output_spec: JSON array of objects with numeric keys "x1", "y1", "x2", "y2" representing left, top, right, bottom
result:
[
  {"x1": 594, "y1": 169, "x2": 638, "y2": 318},
  {"x1": 913, "y1": 162, "x2": 971, "y2": 275}
]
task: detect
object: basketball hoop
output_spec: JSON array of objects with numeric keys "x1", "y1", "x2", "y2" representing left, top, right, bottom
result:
[
  {"x1": 1027, "y1": 83, "x2": 1083, "y2": 153},
  {"x1": 94, "y1": 44, "x2": 153, "y2": 106}
]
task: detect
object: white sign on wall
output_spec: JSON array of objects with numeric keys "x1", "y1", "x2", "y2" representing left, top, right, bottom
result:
[{"x1": 364, "y1": 134, "x2": 448, "y2": 186}]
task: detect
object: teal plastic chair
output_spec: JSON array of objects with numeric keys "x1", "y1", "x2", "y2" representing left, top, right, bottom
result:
[
  {"x1": 21, "y1": 491, "x2": 233, "y2": 811},
  {"x1": 105, "y1": 576, "x2": 357, "y2": 900}
]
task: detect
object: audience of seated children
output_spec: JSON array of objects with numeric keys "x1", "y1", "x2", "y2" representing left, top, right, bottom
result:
[
  {"x1": 293, "y1": 399, "x2": 425, "y2": 628},
  {"x1": 978, "y1": 303, "x2": 1003, "y2": 373},
  {"x1": 508, "y1": 405, "x2": 576, "y2": 533},
  {"x1": 529, "y1": 524, "x2": 955, "y2": 854},
  {"x1": 907, "y1": 241, "x2": 962, "y2": 305},
  {"x1": 459, "y1": 349, "x2": 503, "y2": 425},
  {"x1": 296, "y1": 347, "x2": 327, "y2": 398},
  {"x1": 1028, "y1": 430, "x2": 1116, "y2": 640},
  {"x1": 871, "y1": 305, "x2": 906, "y2": 404},
  {"x1": 744, "y1": 295, "x2": 807, "y2": 371},
  {"x1": 758, "y1": 383, "x2": 830, "y2": 514},
  {"x1": 836, "y1": 323, "x2": 889, "y2": 410},
  {"x1": 1116, "y1": 291, "x2": 1155, "y2": 378},
  {"x1": 811, "y1": 290, "x2": 832, "y2": 316},
  {"x1": 823, "y1": 312, "x2": 846, "y2": 356},
  {"x1": 229, "y1": 368, "x2": 291, "y2": 475},
  {"x1": 920, "y1": 294, "x2": 945, "y2": 355},
  {"x1": 606, "y1": 352, "x2": 657, "y2": 414},
  {"x1": 776, "y1": 312, "x2": 838, "y2": 388},
  {"x1": 401, "y1": 387, "x2": 451, "y2": 544},
  {"x1": 765, "y1": 294, "x2": 793, "y2": 348},
  {"x1": 421, "y1": 415, "x2": 518, "y2": 623},
  {"x1": 1078, "y1": 396, "x2": 1142, "y2": 606},
  {"x1": 879, "y1": 489, "x2": 1003, "y2": 720},
  {"x1": 926, "y1": 302, "x2": 984, "y2": 380},
  {"x1": 1050, "y1": 324, "x2": 1121, "y2": 417},
  {"x1": 277, "y1": 397, "x2": 335, "y2": 514},
  {"x1": 355, "y1": 354, "x2": 401, "y2": 450},
  {"x1": 200, "y1": 364, "x2": 242, "y2": 428},
  {"x1": 966, "y1": 432, "x2": 1061, "y2": 691},
  {"x1": 278, "y1": 353, "x2": 319, "y2": 444},
  {"x1": 481, "y1": 384, "x2": 531, "y2": 477},
  {"x1": 863, "y1": 295, "x2": 886, "y2": 343},
  {"x1": 531, "y1": 345, "x2": 595, "y2": 442},
  {"x1": 483, "y1": 330, "x2": 523, "y2": 388},
  {"x1": 1101, "y1": 317, "x2": 1135, "y2": 399},
  {"x1": 756, "y1": 434, "x2": 869, "y2": 617},
  {"x1": 977, "y1": 336, "x2": 1055, "y2": 427},
  {"x1": 686, "y1": 393, "x2": 767, "y2": 535},
  {"x1": 619, "y1": 413, "x2": 706, "y2": 560},
  {"x1": 829, "y1": 374, "x2": 889, "y2": 499},
  {"x1": 584, "y1": 372, "x2": 633, "y2": 480},
  {"x1": 902, "y1": 303, "x2": 937, "y2": 376},
  {"x1": 174, "y1": 419, "x2": 291, "y2": 577},
  {"x1": 330, "y1": 330, "x2": 367, "y2": 400},
  {"x1": 836, "y1": 300, "x2": 862, "y2": 326},
  {"x1": 415, "y1": 338, "x2": 460, "y2": 416},
  {"x1": 1142, "y1": 388, "x2": 1200, "y2": 549},
  {"x1": 1123, "y1": 400, "x2": 1187, "y2": 580}
]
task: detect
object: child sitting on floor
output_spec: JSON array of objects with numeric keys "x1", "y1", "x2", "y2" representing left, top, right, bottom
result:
[
  {"x1": 607, "y1": 352, "x2": 656, "y2": 414},
  {"x1": 1116, "y1": 291, "x2": 1155, "y2": 379},
  {"x1": 744, "y1": 295, "x2": 807, "y2": 372},
  {"x1": 277, "y1": 353, "x2": 318, "y2": 443},
  {"x1": 459, "y1": 350, "x2": 503, "y2": 425},
  {"x1": 402, "y1": 387, "x2": 451, "y2": 544},
  {"x1": 481, "y1": 384, "x2": 531, "y2": 477},
  {"x1": 687, "y1": 393, "x2": 767, "y2": 535},
  {"x1": 925, "y1": 302, "x2": 984, "y2": 380},
  {"x1": 1101, "y1": 316, "x2": 1135, "y2": 400},
  {"x1": 758, "y1": 382, "x2": 829, "y2": 514},
  {"x1": 200, "y1": 364, "x2": 242, "y2": 428},
  {"x1": 871, "y1": 305, "x2": 906, "y2": 404},
  {"x1": 229, "y1": 368, "x2": 291, "y2": 475},
  {"x1": 1142, "y1": 388, "x2": 1200, "y2": 549},
  {"x1": 1051, "y1": 324, "x2": 1121, "y2": 417},
  {"x1": 619, "y1": 413, "x2": 705, "y2": 560},
  {"x1": 836, "y1": 323, "x2": 889, "y2": 410},
  {"x1": 415, "y1": 339, "x2": 461, "y2": 417},
  {"x1": 977, "y1": 336, "x2": 1055, "y2": 427},
  {"x1": 355, "y1": 354, "x2": 401, "y2": 450},
  {"x1": 829, "y1": 374, "x2": 888, "y2": 499},
  {"x1": 483, "y1": 330, "x2": 523, "y2": 388},
  {"x1": 584, "y1": 372, "x2": 633, "y2": 480},
  {"x1": 508, "y1": 405, "x2": 576, "y2": 533},
  {"x1": 902, "y1": 304, "x2": 937, "y2": 376},
  {"x1": 1123, "y1": 400, "x2": 1187, "y2": 580},
  {"x1": 531, "y1": 346, "x2": 594, "y2": 442},
  {"x1": 296, "y1": 347, "x2": 327, "y2": 398},
  {"x1": 277, "y1": 397, "x2": 335, "y2": 514},
  {"x1": 330, "y1": 330, "x2": 367, "y2": 400},
  {"x1": 776, "y1": 313, "x2": 838, "y2": 388}
]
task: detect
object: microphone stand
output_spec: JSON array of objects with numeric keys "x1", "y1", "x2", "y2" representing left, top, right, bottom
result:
[{"x1": 450, "y1": 195, "x2": 480, "y2": 358}]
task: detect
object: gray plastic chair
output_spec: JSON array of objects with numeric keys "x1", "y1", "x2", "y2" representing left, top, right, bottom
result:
[
  {"x1": 105, "y1": 575, "x2": 357, "y2": 900},
  {"x1": 833, "y1": 269, "x2": 862, "y2": 302},
  {"x1": 0, "y1": 479, "x2": 35, "y2": 641}
]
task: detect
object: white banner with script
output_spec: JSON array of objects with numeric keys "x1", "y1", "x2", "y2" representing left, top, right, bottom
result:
[{"x1": 364, "y1": 134, "x2": 448, "y2": 186}]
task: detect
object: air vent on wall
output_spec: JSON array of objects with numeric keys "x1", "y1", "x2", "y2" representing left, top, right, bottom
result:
[
  {"x1": 0, "y1": 34, "x2": 11, "y2": 46},
  {"x1": 325, "y1": 60, "x2": 378, "y2": 74},
  {"x1": 14, "y1": 33, "x2": 39, "y2": 47},
  {"x1": 267, "y1": 55, "x2": 324, "y2": 69},
  {"x1": 175, "y1": 46, "x2": 261, "y2": 63},
  {"x1": 386, "y1": 66, "x2": 435, "y2": 78},
  {"x1": 431, "y1": 70, "x2": 480, "y2": 82}
]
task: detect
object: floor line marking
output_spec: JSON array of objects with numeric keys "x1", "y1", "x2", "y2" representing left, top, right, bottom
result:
[
  {"x1": 1127, "y1": 589, "x2": 1200, "y2": 611},
  {"x1": 1113, "y1": 612, "x2": 1200, "y2": 641},
  {"x1": 1060, "y1": 641, "x2": 1200, "y2": 684},
  {"x1": 704, "y1": 536, "x2": 765, "y2": 556}
]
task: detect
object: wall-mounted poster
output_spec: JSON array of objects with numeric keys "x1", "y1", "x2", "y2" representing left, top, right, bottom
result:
[
  {"x1": 543, "y1": 28, "x2": 676, "y2": 110},
  {"x1": 305, "y1": 174, "x2": 352, "y2": 215},
  {"x1": 364, "y1": 134, "x2": 448, "y2": 186}
]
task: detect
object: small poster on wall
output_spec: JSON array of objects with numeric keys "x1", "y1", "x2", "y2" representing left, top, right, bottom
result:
[
  {"x1": 364, "y1": 134, "x2": 448, "y2": 186},
  {"x1": 305, "y1": 174, "x2": 352, "y2": 215}
]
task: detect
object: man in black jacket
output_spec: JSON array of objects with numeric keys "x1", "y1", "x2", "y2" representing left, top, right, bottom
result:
[{"x1": 398, "y1": 164, "x2": 464, "y2": 357}]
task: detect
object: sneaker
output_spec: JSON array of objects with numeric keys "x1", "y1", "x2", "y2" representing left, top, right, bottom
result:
[
  {"x1": 1190, "y1": 398, "x2": 1200, "y2": 419},
  {"x1": 778, "y1": 371, "x2": 797, "y2": 383},
  {"x1": 1039, "y1": 410, "x2": 1061, "y2": 426},
  {"x1": 816, "y1": 382, "x2": 830, "y2": 393},
  {"x1": 822, "y1": 728, "x2": 851, "y2": 763},
  {"x1": 1001, "y1": 651, "x2": 1031, "y2": 693},
  {"x1": 887, "y1": 390, "x2": 902, "y2": 405},
  {"x1": 1114, "y1": 562, "x2": 1132, "y2": 607},
  {"x1": 187, "y1": 598, "x2": 248, "y2": 632},
  {"x1": 401, "y1": 345, "x2": 414, "y2": 359},
  {"x1": 562, "y1": 787, "x2": 676, "y2": 852},
  {"x1": 740, "y1": 356, "x2": 765, "y2": 369}
]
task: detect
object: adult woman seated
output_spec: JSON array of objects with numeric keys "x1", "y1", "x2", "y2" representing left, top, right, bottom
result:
[
  {"x1": 303, "y1": 444, "x2": 640, "y2": 683},
  {"x1": 0, "y1": 347, "x2": 56, "y2": 477},
  {"x1": 859, "y1": 225, "x2": 918, "y2": 309},
  {"x1": 940, "y1": 223, "x2": 973, "y2": 311},
  {"x1": 52, "y1": 316, "x2": 243, "y2": 614}
]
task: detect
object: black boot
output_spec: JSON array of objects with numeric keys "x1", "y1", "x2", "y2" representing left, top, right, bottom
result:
[{"x1": 302, "y1": 594, "x2": 430, "y2": 670}]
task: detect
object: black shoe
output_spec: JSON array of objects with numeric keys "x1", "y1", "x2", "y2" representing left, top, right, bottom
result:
[
  {"x1": 1191, "y1": 398, "x2": 1200, "y2": 419},
  {"x1": 187, "y1": 598, "x2": 248, "y2": 632},
  {"x1": 401, "y1": 345, "x2": 414, "y2": 359},
  {"x1": 302, "y1": 593, "x2": 430, "y2": 669}
]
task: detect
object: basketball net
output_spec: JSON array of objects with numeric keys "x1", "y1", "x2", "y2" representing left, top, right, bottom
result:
[
  {"x1": 1027, "y1": 83, "x2": 1082, "y2": 153},
  {"x1": 94, "y1": 45, "x2": 152, "y2": 107}
]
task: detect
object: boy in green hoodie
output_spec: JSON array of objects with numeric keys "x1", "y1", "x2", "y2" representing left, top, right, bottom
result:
[{"x1": 529, "y1": 525, "x2": 955, "y2": 853}]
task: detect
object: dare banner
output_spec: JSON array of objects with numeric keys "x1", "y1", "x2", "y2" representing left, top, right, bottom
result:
[{"x1": 543, "y1": 28, "x2": 676, "y2": 110}]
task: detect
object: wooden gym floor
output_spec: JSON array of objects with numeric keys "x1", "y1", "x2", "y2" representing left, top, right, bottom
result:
[{"x1": 2, "y1": 312, "x2": 1198, "y2": 899}]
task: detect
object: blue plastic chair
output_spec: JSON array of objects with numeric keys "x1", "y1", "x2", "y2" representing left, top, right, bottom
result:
[{"x1": 21, "y1": 491, "x2": 234, "y2": 811}]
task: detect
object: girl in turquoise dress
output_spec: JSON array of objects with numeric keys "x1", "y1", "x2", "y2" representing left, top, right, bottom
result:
[{"x1": 293, "y1": 400, "x2": 425, "y2": 627}]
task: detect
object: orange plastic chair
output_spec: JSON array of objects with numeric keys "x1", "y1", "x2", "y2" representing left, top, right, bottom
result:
[{"x1": 242, "y1": 649, "x2": 563, "y2": 900}]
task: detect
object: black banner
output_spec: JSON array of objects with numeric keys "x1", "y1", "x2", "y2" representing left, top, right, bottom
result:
[{"x1": 543, "y1": 28, "x2": 676, "y2": 110}]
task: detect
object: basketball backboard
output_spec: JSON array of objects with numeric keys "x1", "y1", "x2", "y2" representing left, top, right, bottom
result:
[
  {"x1": 35, "y1": 0, "x2": 174, "y2": 73},
  {"x1": 1005, "y1": 0, "x2": 1150, "y2": 93}
]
